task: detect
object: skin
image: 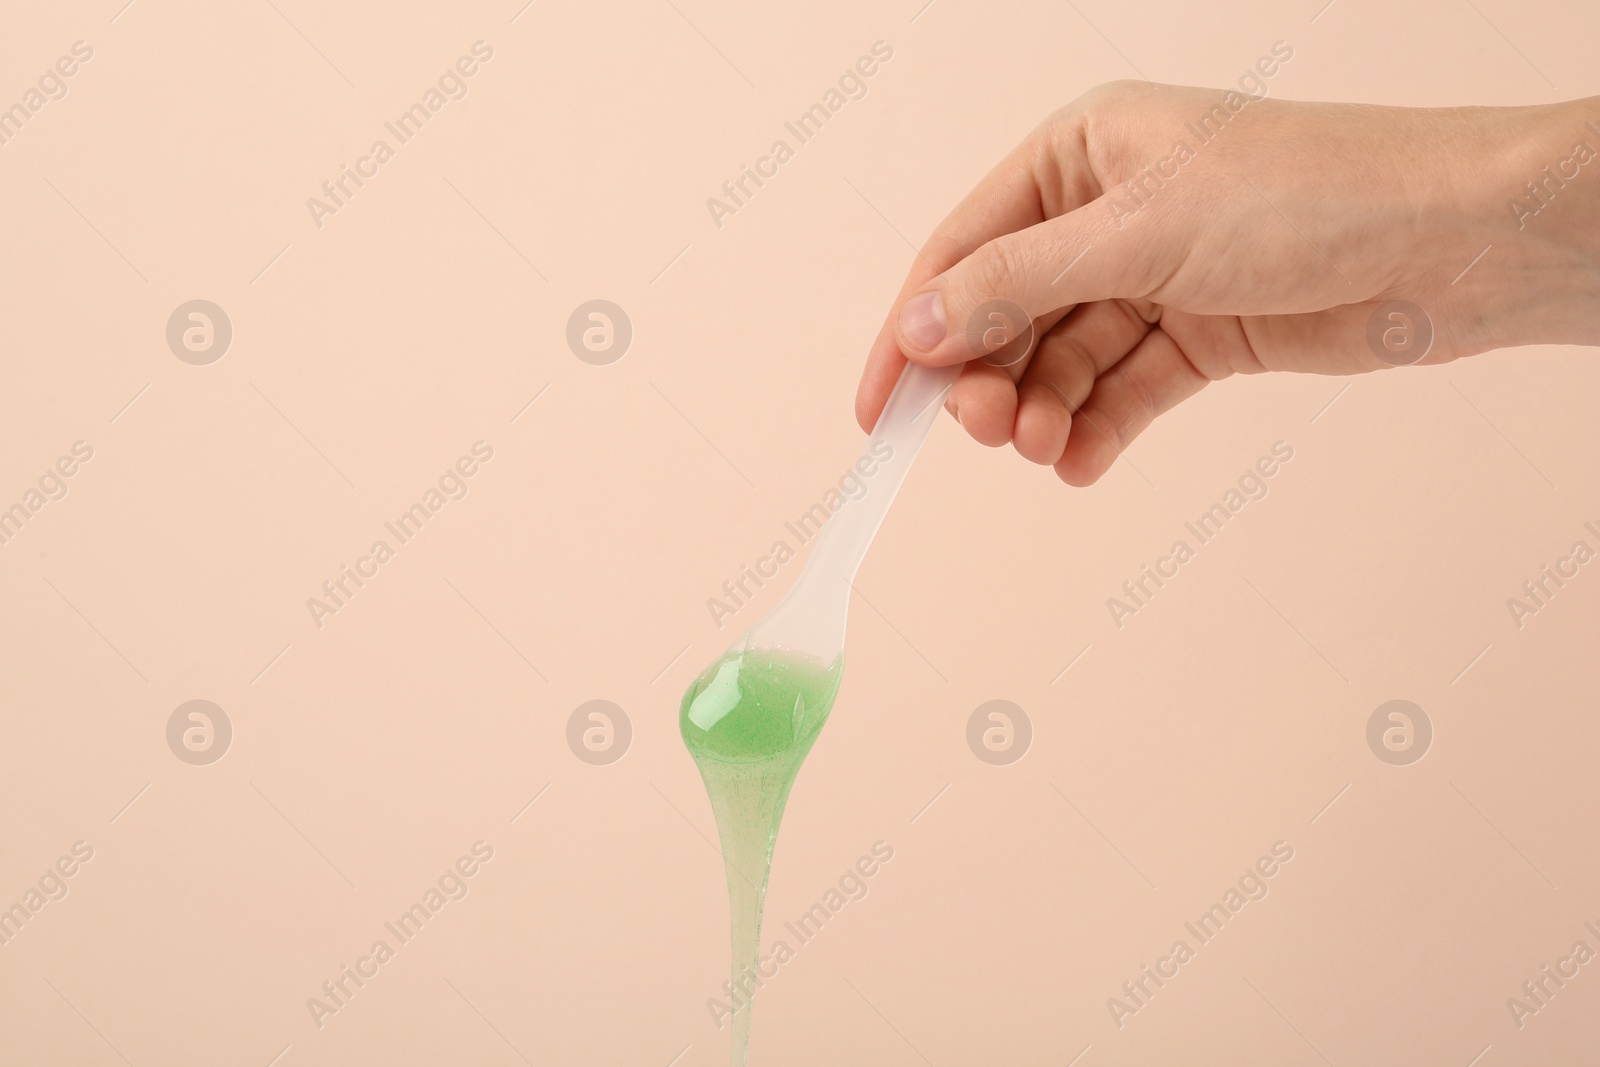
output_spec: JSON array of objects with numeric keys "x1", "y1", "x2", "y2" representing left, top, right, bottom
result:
[{"x1": 855, "y1": 82, "x2": 1600, "y2": 485}]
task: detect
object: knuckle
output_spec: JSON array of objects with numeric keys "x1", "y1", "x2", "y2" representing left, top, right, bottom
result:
[
  {"x1": 968, "y1": 237, "x2": 1026, "y2": 301},
  {"x1": 1077, "y1": 79, "x2": 1148, "y2": 112},
  {"x1": 1109, "y1": 365, "x2": 1156, "y2": 445},
  {"x1": 1037, "y1": 334, "x2": 1097, "y2": 401},
  {"x1": 1098, "y1": 78, "x2": 1147, "y2": 98},
  {"x1": 1103, "y1": 407, "x2": 1135, "y2": 452}
]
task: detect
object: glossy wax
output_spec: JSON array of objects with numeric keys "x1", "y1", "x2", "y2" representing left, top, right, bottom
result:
[{"x1": 680, "y1": 646, "x2": 843, "y2": 1067}]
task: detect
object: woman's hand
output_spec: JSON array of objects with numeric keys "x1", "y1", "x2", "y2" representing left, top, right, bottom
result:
[{"x1": 855, "y1": 81, "x2": 1600, "y2": 484}]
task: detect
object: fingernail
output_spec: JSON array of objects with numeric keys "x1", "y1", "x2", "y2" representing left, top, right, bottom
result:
[{"x1": 899, "y1": 291, "x2": 946, "y2": 352}]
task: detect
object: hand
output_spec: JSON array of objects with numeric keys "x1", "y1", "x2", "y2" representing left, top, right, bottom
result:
[{"x1": 855, "y1": 81, "x2": 1600, "y2": 485}]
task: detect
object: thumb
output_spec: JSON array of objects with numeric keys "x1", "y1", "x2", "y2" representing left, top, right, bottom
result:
[{"x1": 893, "y1": 200, "x2": 1167, "y2": 369}]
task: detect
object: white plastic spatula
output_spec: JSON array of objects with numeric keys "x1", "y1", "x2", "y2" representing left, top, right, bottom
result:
[
  {"x1": 684, "y1": 361, "x2": 957, "y2": 737},
  {"x1": 687, "y1": 361, "x2": 959, "y2": 728},
  {"x1": 728, "y1": 361, "x2": 959, "y2": 669}
]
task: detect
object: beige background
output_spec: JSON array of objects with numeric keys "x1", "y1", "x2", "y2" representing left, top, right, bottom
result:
[{"x1": 1, "y1": 0, "x2": 1597, "y2": 1064}]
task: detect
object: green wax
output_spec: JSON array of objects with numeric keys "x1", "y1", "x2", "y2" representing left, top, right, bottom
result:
[{"x1": 681, "y1": 646, "x2": 843, "y2": 1067}]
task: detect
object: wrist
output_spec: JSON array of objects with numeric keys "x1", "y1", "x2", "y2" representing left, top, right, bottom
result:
[{"x1": 1468, "y1": 98, "x2": 1600, "y2": 350}]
